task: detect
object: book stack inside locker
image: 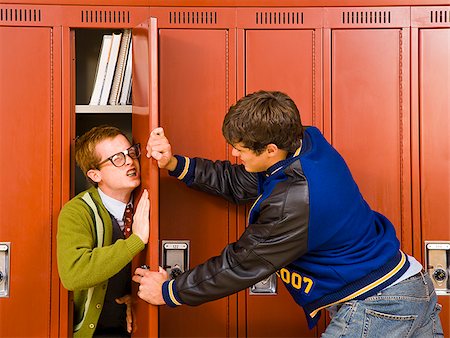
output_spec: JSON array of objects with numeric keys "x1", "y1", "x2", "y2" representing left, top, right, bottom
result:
[{"x1": 90, "y1": 29, "x2": 132, "y2": 106}]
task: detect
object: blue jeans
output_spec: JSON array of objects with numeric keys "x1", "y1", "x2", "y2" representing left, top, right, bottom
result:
[{"x1": 322, "y1": 271, "x2": 444, "y2": 337}]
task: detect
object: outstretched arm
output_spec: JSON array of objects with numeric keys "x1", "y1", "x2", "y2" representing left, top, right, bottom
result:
[{"x1": 147, "y1": 127, "x2": 258, "y2": 203}]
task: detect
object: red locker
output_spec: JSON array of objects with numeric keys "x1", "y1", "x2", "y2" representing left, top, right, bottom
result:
[
  {"x1": 132, "y1": 17, "x2": 160, "y2": 338},
  {"x1": 0, "y1": 24, "x2": 62, "y2": 337},
  {"x1": 324, "y1": 7, "x2": 411, "y2": 248},
  {"x1": 419, "y1": 27, "x2": 450, "y2": 335},
  {"x1": 411, "y1": 7, "x2": 450, "y2": 335},
  {"x1": 417, "y1": 30, "x2": 450, "y2": 250},
  {"x1": 237, "y1": 7, "x2": 323, "y2": 337},
  {"x1": 0, "y1": 3, "x2": 449, "y2": 337},
  {"x1": 154, "y1": 8, "x2": 237, "y2": 337}
]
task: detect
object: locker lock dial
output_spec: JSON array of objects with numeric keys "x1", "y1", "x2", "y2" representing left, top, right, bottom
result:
[
  {"x1": 168, "y1": 264, "x2": 183, "y2": 279},
  {"x1": 433, "y1": 268, "x2": 447, "y2": 282},
  {"x1": 0, "y1": 242, "x2": 10, "y2": 297},
  {"x1": 425, "y1": 241, "x2": 450, "y2": 295},
  {"x1": 161, "y1": 240, "x2": 190, "y2": 280}
]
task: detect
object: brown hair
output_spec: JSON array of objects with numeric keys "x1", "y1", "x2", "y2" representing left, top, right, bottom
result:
[
  {"x1": 75, "y1": 125, "x2": 127, "y2": 176},
  {"x1": 222, "y1": 90, "x2": 303, "y2": 154}
]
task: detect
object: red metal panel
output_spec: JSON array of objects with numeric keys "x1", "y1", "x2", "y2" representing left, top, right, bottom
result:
[
  {"x1": 60, "y1": 26, "x2": 74, "y2": 338},
  {"x1": 2, "y1": 0, "x2": 450, "y2": 7},
  {"x1": 325, "y1": 6, "x2": 409, "y2": 28},
  {"x1": 0, "y1": 5, "x2": 150, "y2": 28},
  {"x1": 419, "y1": 28, "x2": 450, "y2": 336},
  {"x1": 410, "y1": 27, "x2": 422, "y2": 265},
  {"x1": 0, "y1": 4, "x2": 62, "y2": 27},
  {"x1": 237, "y1": 7, "x2": 323, "y2": 29},
  {"x1": 245, "y1": 29, "x2": 321, "y2": 128},
  {"x1": 151, "y1": 7, "x2": 236, "y2": 28},
  {"x1": 50, "y1": 25, "x2": 63, "y2": 338},
  {"x1": 330, "y1": 28, "x2": 409, "y2": 240},
  {"x1": 152, "y1": 0, "x2": 447, "y2": 6},
  {"x1": 132, "y1": 17, "x2": 160, "y2": 338},
  {"x1": 243, "y1": 28, "x2": 322, "y2": 338},
  {"x1": 158, "y1": 28, "x2": 232, "y2": 337},
  {"x1": 1, "y1": 0, "x2": 148, "y2": 5},
  {"x1": 0, "y1": 26, "x2": 53, "y2": 337},
  {"x1": 59, "y1": 5, "x2": 150, "y2": 28},
  {"x1": 412, "y1": 6, "x2": 450, "y2": 27}
]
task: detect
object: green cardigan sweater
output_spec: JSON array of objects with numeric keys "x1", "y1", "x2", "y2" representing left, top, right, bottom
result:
[{"x1": 57, "y1": 186, "x2": 145, "y2": 338}]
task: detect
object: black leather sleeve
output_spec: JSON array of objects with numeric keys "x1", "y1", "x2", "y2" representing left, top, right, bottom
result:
[
  {"x1": 175, "y1": 161, "x2": 310, "y2": 306},
  {"x1": 188, "y1": 158, "x2": 259, "y2": 204}
]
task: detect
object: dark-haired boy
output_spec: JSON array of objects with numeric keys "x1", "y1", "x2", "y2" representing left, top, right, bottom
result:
[{"x1": 135, "y1": 91, "x2": 442, "y2": 336}]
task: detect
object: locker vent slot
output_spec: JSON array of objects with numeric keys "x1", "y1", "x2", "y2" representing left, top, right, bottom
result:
[
  {"x1": 255, "y1": 11, "x2": 303, "y2": 25},
  {"x1": 169, "y1": 11, "x2": 217, "y2": 24},
  {"x1": 430, "y1": 10, "x2": 450, "y2": 23},
  {"x1": 342, "y1": 11, "x2": 391, "y2": 24},
  {"x1": 0, "y1": 8, "x2": 41, "y2": 22},
  {"x1": 81, "y1": 10, "x2": 130, "y2": 24}
]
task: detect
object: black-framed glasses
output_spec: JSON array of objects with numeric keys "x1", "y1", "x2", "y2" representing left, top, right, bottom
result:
[{"x1": 97, "y1": 143, "x2": 141, "y2": 168}]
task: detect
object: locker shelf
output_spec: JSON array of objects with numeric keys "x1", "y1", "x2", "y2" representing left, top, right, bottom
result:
[{"x1": 75, "y1": 104, "x2": 131, "y2": 114}]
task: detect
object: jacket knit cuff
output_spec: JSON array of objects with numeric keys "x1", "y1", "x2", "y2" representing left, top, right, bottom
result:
[
  {"x1": 162, "y1": 279, "x2": 183, "y2": 307},
  {"x1": 169, "y1": 155, "x2": 196, "y2": 185}
]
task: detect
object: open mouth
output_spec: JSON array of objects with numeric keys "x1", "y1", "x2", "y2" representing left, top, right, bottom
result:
[{"x1": 126, "y1": 169, "x2": 137, "y2": 177}]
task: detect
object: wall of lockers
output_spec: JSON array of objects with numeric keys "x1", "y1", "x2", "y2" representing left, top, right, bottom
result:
[{"x1": 0, "y1": 1, "x2": 449, "y2": 337}]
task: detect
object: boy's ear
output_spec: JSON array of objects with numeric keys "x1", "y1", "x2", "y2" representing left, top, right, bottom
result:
[
  {"x1": 265, "y1": 143, "x2": 279, "y2": 156},
  {"x1": 86, "y1": 169, "x2": 102, "y2": 184}
]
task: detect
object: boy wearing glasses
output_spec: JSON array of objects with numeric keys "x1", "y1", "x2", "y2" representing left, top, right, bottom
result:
[{"x1": 57, "y1": 125, "x2": 150, "y2": 338}]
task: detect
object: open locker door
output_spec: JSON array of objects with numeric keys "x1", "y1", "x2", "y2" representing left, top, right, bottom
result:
[{"x1": 131, "y1": 17, "x2": 159, "y2": 338}]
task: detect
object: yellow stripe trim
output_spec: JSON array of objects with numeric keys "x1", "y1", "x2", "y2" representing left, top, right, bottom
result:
[
  {"x1": 177, "y1": 157, "x2": 190, "y2": 180},
  {"x1": 309, "y1": 251, "x2": 407, "y2": 318},
  {"x1": 168, "y1": 279, "x2": 182, "y2": 306},
  {"x1": 247, "y1": 195, "x2": 262, "y2": 224},
  {"x1": 293, "y1": 146, "x2": 302, "y2": 157}
]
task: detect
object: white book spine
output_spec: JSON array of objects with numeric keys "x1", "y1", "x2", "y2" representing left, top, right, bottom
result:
[
  {"x1": 119, "y1": 40, "x2": 133, "y2": 105},
  {"x1": 109, "y1": 29, "x2": 132, "y2": 105},
  {"x1": 89, "y1": 35, "x2": 113, "y2": 105},
  {"x1": 99, "y1": 32, "x2": 122, "y2": 105}
]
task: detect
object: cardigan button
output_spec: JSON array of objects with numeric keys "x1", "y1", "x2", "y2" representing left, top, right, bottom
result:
[
  {"x1": 96, "y1": 303, "x2": 101, "y2": 309},
  {"x1": 89, "y1": 323, "x2": 95, "y2": 329}
]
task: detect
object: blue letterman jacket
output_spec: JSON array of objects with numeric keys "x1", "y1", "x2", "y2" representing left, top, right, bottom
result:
[{"x1": 161, "y1": 126, "x2": 409, "y2": 328}]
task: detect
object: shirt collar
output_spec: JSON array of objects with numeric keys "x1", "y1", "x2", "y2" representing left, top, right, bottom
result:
[{"x1": 97, "y1": 188, "x2": 132, "y2": 225}]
